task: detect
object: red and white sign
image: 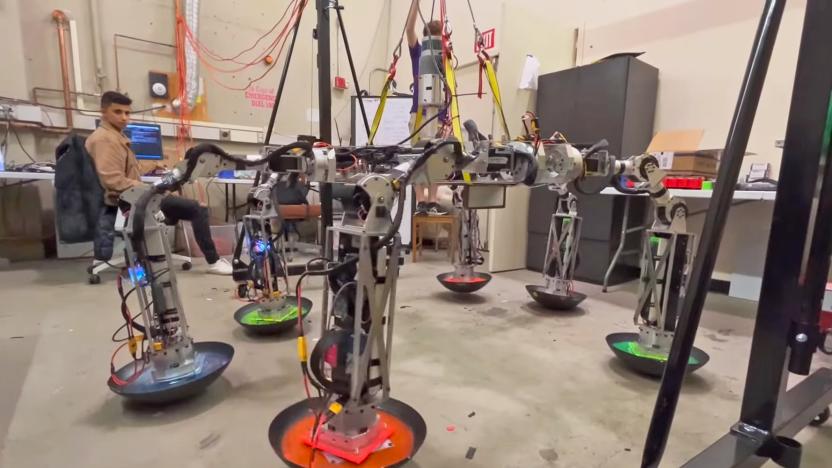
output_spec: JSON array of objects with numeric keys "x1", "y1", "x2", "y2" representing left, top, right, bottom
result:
[
  {"x1": 245, "y1": 85, "x2": 276, "y2": 109},
  {"x1": 477, "y1": 28, "x2": 496, "y2": 51}
]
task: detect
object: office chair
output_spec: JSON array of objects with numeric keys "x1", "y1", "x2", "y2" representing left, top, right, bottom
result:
[{"x1": 87, "y1": 208, "x2": 192, "y2": 284}]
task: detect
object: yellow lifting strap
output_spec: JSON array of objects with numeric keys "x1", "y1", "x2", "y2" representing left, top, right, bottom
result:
[
  {"x1": 482, "y1": 57, "x2": 511, "y2": 141},
  {"x1": 412, "y1": 102, "x2": 423, "y2": 145},
  {"x1": 367, "y1": 74, "x2": 393, "y2": 145},
  {"x1": 444, "y1": 55, "x2": 464, "y2": 143},
  {"x1": 368, "y1": 53, "x2": 402, "y2": 145}
]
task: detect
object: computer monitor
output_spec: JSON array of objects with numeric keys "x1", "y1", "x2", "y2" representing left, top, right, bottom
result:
[
  {"x1": 124, "y1": 123, "x2": 164, "y2": 160},
  {"x1": 95, "y1": 120, "x2": 164, "y2": 160}
]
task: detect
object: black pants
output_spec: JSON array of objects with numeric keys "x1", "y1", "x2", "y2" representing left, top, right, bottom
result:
[{"x1": 94, "y1": 195, "x2": 219, "y2": 264}]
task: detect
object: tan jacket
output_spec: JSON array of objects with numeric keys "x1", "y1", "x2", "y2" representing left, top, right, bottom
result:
[{"x1": 85, "y1": 121, "x2": 143, "y2": 206}]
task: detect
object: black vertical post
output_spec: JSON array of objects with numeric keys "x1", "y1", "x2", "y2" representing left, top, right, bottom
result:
[
  {"x1": 316, "y1": 0, "x2": 334, "y2": 238},
  {"x1": 238, "y1": 3, "x2": 305, "y2": 261},
  {"x1": 640, "y1": 1, "x2": 785, "y2": 467},
  {"x1": 334, "y1": 1, "x2": 370, "y2": 137},
  {"x1": 740, "y1": 0, "x2": 832, "y2": 427},
  {"x1": 265, "y1": 2, "x2": 306, "y2": 145}
]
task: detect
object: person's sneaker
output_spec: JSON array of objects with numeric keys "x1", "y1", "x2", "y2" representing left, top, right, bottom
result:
[
  {"x1": 427, "y1": 202, "x2": 447, "y2": 215},
  {"x1": 206, "y1": 258, "x2": 233, "y2": 275},
  {"x1": 415, "y1": 202, "x2": 429, "y2": 215}
]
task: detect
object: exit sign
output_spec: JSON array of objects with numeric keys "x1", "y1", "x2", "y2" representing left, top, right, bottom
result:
[{"x1": 477, "y1": 28, "x2": 495, "y2": 51}]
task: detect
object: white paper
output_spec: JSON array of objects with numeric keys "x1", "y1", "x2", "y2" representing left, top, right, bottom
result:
[
  {"x1": 748, "y1": 162, "x2": 769, "y2": 180},
  {"x1": 518, "y1": 55, "x2": 541, "y2": 90},
  {"x1": 655, "y1": 151, "x2": 675, "y2": 170}
]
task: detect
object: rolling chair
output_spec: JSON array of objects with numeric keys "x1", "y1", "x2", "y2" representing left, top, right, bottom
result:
[
  {"x1": 86, "y1": 208, "x2": 193, "y2": 284},
  {"x1": 53, "y1": 133, "x2": 191, "y2": 284}
]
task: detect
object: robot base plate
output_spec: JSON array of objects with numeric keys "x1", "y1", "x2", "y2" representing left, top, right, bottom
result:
[
  {"x1": 525, "y1": 285, "x2": 586, "y2": 310},
  {"x1": 436, "y1": 272, "x2": 492, "y2": 293},
  {"x1": 606, "y1": 332, "x2": 709, "y2": 377},
  {"x1": 268, "y1": 397, "x2": 426, "y2": 467},
  {"x1": 107, "y1": 341, "x2": 234, "y2": 404},
  {"x1": 234, "y1": 296, "x2": 313, "y2": 335}
]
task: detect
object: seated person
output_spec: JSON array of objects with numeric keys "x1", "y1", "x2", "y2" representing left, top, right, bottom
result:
[{"x1": 86, "y1": 91, "x2": 232, "y2": 275}]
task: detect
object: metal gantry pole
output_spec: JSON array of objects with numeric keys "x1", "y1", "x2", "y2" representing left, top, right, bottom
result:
[
  {"x1": 683, "y1": 2, "x2": 832, "y2": 465},
  {"x1": 316, "y1": 0, "x2": 334, "y2": 240},
  {"x1": 640, "y1": 1, "x2": 786, "y2": 466},
  {"x1": 738, "y1": 0, "x2": 832, "y2": 428},
  {"x1": 264, "y1": 0, "x2": 306, "y2": 145},
  {"x1": 333, "y1": 0, "x2": 370, "y2": 138}
]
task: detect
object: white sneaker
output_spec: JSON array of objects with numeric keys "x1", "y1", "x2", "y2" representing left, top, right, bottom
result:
[{"x1": 206, "y1": 258, "x2": 233, "y2": 275}]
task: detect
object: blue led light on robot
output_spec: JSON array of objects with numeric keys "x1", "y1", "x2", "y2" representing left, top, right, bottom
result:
[
  {"x1": 129, "y1": 264, "x2": 148, "y2": 286},
  {"x1": 252, "y1": 239, "x2": 270, "y2": 255}
]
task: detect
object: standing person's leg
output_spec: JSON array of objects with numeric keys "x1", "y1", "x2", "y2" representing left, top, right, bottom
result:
[
  {"x1": 426, "y1": 184, "x2": 447, "y2": 214},
  {"x1": 160, "y1": 195, "x2": 231, "y2": 274},
  {"x1": 410, "y1": 111, "x2": 430, "y2": 215},
  {"x1": 427, "y1": 184, "x2": 439, "y2": 204}
]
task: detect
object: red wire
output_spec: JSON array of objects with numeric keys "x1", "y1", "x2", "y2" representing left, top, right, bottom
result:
[
  {"x1": 190, "y1": 5, "x2": 300, "y2": 91},
  {"x1": 112, "y1": 268, "x2": 146, "y2": 386},
  {"x1": 110, "y1": 341, "x2": 146, "y2": 387},
  {"x1": 182, "y1": 0, "x2": 299, "y2": 73},
  {"x1": 188, "y1": 1, "x2": 296, "y2": 65},
  {"x1": 175, "y1": 0, "x2": 192, "y2": 153},
  {"x1": 182, "y1": 0, "x2": 305, "y2": 91}
]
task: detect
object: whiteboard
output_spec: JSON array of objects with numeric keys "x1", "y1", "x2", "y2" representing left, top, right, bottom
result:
[
  {"x1": 352, "y1": 96, "x2": 413, "y2": 147},
  {"x1": 350, "y1": 95, "x2": 414, "y2": 246}
]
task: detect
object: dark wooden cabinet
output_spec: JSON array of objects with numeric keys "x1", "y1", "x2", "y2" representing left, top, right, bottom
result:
[{"x1": 529, "y1": 56, "x2": 658, "y2": 284}]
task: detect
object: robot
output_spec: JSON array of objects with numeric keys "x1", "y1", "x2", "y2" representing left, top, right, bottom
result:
[
  {"x1": 525, "y1": 186, "x2": 586, "y2": 310},
  {"x1": 523, "y1": 137, "x2": 609, "y2": 310},
  {"x1": 267, "y1": 140, "x2": 482, "y2": 466},
  {"x1": 271, "y1": 134, "x2": 534, "y2": 465},
  {"x1": 435, "y1": 121, "x2": 537, "y2": 294},
  {"x1": 604, "y1": 152, "x2": 709, "y2": 377},
  {"x1": 230, "y1": 168, "x2": 313, "y2": 335},
  {"x1": 518, "y1": 126, "x2": 708, "y2": 375},
  {"x1": 107, "y1": 141, "x2": 329, "y2": 403},
  {"x1": 107, "y1": 179, "x2": 235, "y2": 404}
]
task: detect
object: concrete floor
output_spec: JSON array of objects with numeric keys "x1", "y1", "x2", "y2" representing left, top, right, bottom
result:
[{"x1": 1, "y1": 253, "x2": 831, "y2": 468}]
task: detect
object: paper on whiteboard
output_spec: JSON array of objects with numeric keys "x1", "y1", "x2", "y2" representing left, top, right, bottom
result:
[
  {"x1": 518, "y1": 55, "x2": 540, "y2": 90},
  {"x1": 354, "y1": 97, "x2": 413, "y2": 147}
]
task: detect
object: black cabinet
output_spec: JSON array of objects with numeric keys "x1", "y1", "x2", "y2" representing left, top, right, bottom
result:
[{"x1": 529, "y1": 56, "x2": 657, "y2": 285}]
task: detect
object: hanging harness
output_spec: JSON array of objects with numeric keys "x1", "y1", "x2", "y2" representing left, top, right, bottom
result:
[
  {"x1": 467, "y1": 0, "x2": 510, "y2": 141},
  {"x1": 367, "y1": 46, "x2": 400, "y2": 145},
  {"x1": 370, "y1": 0, "x2": 511, "y2": 145}
]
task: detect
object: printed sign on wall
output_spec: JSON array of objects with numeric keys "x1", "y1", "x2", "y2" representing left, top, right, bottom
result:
[
  {"x1": 245, "y1": 85, "x2": 276, "y2": 109},
  {"x1": 479, "y1": 28, "x2": 496, "y2": 50}
]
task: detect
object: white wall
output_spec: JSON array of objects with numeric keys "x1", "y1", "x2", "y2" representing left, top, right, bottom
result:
[
  {"x1": 487, "y1": 0, "x2": 576, "y2": 272},
  {"x1": 571, "y1": 0, "x2": 806, "y2": 284},
  {"x1": 12, "y1": 0, "x2": 390, "y2": 142},
  {"x1": 431, "y1": 0, "x2": 805, "y2": 281},
  {"x1": 1, "y1": 0, "x2": 392, "y2": 228},
  {"x1": 0, "y1": 0, "x2": 28, "y2": 98}
]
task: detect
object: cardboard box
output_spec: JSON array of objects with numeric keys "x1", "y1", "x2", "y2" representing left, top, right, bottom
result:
[{"x1": 647, "y1": 129, "x2": 722, "y2": 178}]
